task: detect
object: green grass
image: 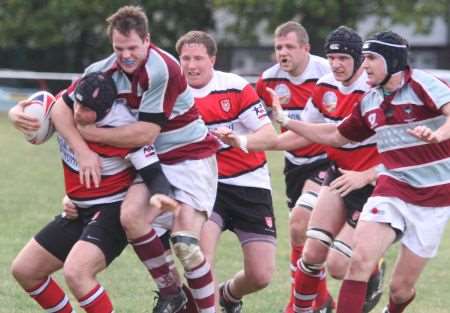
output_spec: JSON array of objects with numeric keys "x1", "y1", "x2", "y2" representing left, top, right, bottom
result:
[{"x1": 1, "y1": 112, "x2": 450, "y2": 312}]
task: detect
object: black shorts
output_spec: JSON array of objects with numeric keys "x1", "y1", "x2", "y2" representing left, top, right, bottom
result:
[
  {"x1": 284, "y1": 158, "x2": 330, "y2": 209},
  {"x1": 211, "y1": 183, "x2": 276, "y2": 240},
  {"x1": 34, "y1": 202, "x2": 128, "y2": 265},
  {"x1": 323, "y1": 164, "x2": 374, "y2": 228}
]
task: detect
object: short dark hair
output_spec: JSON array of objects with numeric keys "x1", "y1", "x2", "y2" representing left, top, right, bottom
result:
[
  {"x1": 274, "y1": 21, "x2": 309, "y2": 44},
  {"x1": 176, "y1": 31, "x2": 217, "y2": 57},
  {"x1": 106, "y1": 6, "x2": 149, "y2": 41}
]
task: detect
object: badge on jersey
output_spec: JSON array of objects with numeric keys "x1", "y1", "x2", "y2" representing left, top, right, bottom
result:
[
  {"x1": 253, "y1": 103, "x2": 268, "y2": 120},
  {"x1": 220, "y1": 99, "x2": 231, "y2": 112},
  {"x1": 367, "y1": 112, "x2": 378, "y2": 129},
  {"x1": 322, "y1": 91, "x2": 338, "y2": 112},
  {"x1": 274, "y1": 84, "x2": 291, "y2": 105}
]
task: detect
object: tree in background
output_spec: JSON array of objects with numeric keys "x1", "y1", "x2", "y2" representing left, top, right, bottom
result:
[
  {"x1": 0, "y1": 0, "x2": 214, "y2": 72},
  {"x1": 213, "y1": 0, "x2": 449, "y2": 55},
  {"x1": 0, "y1": 0, "x2": 447, "y2": 72}
]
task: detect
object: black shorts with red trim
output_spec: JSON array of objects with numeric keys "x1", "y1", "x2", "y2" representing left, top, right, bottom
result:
[
  {"x1": 34, "y1": 202, "x2": 127, "y2": 265},
  {"x1": 323, "y1": 164, "x2": 374, "y2": 227},
  {"x1": 210, "y1": 183, "x2": 276, "y2": 238},
  {"x1": 284, "y1": 157, "x2": 330, "y2": 209}
]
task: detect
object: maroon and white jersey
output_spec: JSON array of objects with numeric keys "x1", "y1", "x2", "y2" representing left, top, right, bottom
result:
[
  {"x1": 302, "y1": 71, "x2": 380, "y2": 171},
  {"x1": 65, "y1": 43, "x2": 219, "y2": 165},
  {"x1": 338, "y1": 68, "x2": 450, "y2": 207},
  {"x1": 256, "y1": 55, "x2": 330, "y2": 166},
  {"x1": 192, "y1": 70, "x2": 271, "y2": 190}
]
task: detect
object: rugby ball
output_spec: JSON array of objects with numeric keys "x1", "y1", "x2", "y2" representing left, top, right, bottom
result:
[{"x1": 23, "y1": 91, "x2": 56, "y2": 144}]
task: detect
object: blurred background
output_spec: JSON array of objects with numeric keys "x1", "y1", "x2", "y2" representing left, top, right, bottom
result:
[{"x1": 0, "y1": 0, "x2": 449, "y2": 109}]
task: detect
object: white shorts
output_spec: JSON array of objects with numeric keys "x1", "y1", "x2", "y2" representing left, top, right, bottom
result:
[
  {"x1": 360, "y1": 196, "x2": 450, "y2": 258},
  {"x1": 161, "y1": 156, "x2": 218, "y2": 217}
]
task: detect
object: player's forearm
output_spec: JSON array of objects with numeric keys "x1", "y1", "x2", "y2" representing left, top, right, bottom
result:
[
  {"x1": 269, "y1": 130, "x2": 312, "y2": 151},
  {"x1": 361, "y1": 166, "x2": 378, "y2": 186},
  {"x1": 83, "y1": 121, "x2": 160, "y2": 148},
  {"x1": 284, "y1": 119, "x2": 348, "y2": 147},
  {"x1": 51, "y1": 98, "x2": 90, "y2": 154},
  {"x1": 244, "y1": 124, "x2": 278, "y2": 151}
]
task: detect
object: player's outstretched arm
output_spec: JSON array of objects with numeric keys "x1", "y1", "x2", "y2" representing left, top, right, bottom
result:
[
  {"x1": 267, "y1": 87, "x2": 350, "y2": 147},
  {"x1": 270, "y1": 130, "x2": 312, "y2": 151}
]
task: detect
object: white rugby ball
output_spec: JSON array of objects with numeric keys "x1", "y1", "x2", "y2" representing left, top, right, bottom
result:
[{"x1": 23, "y1": 91, "x2": 56, "y2": 144}]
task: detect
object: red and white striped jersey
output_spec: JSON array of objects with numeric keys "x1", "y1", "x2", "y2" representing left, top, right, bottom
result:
[
  {"x1": 192, "y1": 70, "x2": 272, "y2": 190},
  {"x1": 302, "y1": 71, "x2": 380, "y2": 171},
  {"x1": 339, "y1": 67, "x2": 450, "y2": 207},
  {"x1": 57, "y1": 100, "x2": 159, "y2": 208},
  {"x1": 58, "y1": 135, "x2": 134, "y2": 208},
  {"x1": 256, "y1": 55, "x2": 330, "y2": 166}
]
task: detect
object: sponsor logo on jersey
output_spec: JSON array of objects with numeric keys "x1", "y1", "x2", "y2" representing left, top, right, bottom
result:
[
  {"x1": 143, "y1": 145, "x2": 156, "y2": 157},
  {"x1": 274, "y1": 83, "x2": 291, "y2": 105},
  {"x1": 220, "y1": 99, "x2": 231, "y2": 112},
  {"x1": 323, "y1": 91, "x2": 338, "y2": 112}
]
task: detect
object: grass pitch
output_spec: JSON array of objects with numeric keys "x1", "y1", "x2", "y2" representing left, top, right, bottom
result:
[{"x1": 1, "y1": 113, "x2": 449, "y2": 312}]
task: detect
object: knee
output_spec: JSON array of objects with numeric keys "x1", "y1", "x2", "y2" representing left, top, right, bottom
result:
[
  {"x1": 247, "y1": 270, "x2": 273, "y2": 290},
  {"x1": 10, "y1": 256, "x2": 28, "y2": 283},
  {"x1": 347, "y1": 249, "x2": 375, "y2": 278},
  {"x1": 289, "y1": 218, "x2": 308, "y2": 244},
  {"x1": 246, "y1": 261, "x2": 275, "y2": 290},
  {"x1": 302, "y1": 228, "x2": 334, "y2": 264},
  {"x1": 389, "y1": 275, "x2": 415, "y2": 303},
  {"x1": 120, "y1": 201, "x2": 143, "y2": 231},
  {"x1": 63, "y1": 260, "x2": 83, "y2": 289},
  {"x1": 326, "y1": 256, "x2": 348, "y2": 280},
  {"x1": 171, "y1": 231, "x2": 204, "y2": 271}
]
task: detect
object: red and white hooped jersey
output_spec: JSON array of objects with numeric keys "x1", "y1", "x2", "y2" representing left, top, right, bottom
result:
[
  {"x1": 58, "y1": 135, "x2": 134, "y2": 208},
  {"x1": 302, "y1": 71, "x2": 380, "y2": 171},
  {"x1": 256, "y1": 55, "x2": 330, "y2": 166},
  {"x1": 57, "y1": 100, "x2": 159, "y2": 208},
  {"x1": 192, "y1": 70, "x2": 271, "y2": 190}
]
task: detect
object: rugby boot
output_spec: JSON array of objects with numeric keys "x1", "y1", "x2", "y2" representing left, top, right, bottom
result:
[
  {"x1": 152, "y1": 288, "x2": 188, "y2": 313},
  {"x1": 363, "y1": 258, "x2": 387, "y2": 313},
  {"x1": 179, "y1": 284, "x2": 199, "y2": 313},
  {"x1": 219, "y1": 283, "x2": 243, "y2": 313}
]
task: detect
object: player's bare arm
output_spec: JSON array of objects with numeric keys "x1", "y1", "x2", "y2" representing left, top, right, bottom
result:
[
  {"x1": 77, "y1": 120, "x2": 161, "y2": 149},
  {"x1": 407, "y1": 102, "x2": 450, "y2": 143},
  {"x1": 270, "y1": 129, "x2": 312, "y2": 151},
  {"x1": 215, "y1": 123, "x2": 277, "y2": 152},
  {"x1": 8, "y1": 99, "x2": 41, "y2": 133},
  {"x1": 51, "y1": 97, "x2": 101, "y2": 188},
  {"x1": 267, "y1": 86, "x2": 350, "y2": 147}
]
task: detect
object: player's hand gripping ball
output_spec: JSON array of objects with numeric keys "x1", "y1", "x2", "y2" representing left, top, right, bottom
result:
[{"x1": 23, "y1": 91, "x2": 56, "y2": 144}]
